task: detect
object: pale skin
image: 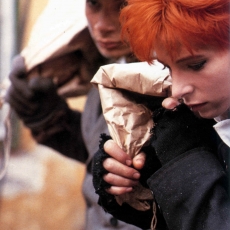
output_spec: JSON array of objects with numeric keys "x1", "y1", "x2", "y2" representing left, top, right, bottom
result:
[
  {"x1": 155, "y1": 43, "x2": 230, "y2": 119},
  {"x1": 103, "y1": 140, "x2": 146, "y2": 194},
  {"x1": 103, "y1": 43, "x2": 230, "y2": 195},
  {"x1": 86, "y1": 0, "x2": 130, "y2": 60}
]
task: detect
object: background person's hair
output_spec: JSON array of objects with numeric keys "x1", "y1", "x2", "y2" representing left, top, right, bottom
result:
[{"x1": 120, "y1": 0, "x2": 230, "y2": 62}]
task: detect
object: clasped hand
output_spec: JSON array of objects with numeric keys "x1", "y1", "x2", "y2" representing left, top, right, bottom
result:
[
  {"x1": 102, "y1": 139, "x2": 146, "y2": 195},
  {"x1": 100, "y1": 97, "x2": 179, "y2": 196}
]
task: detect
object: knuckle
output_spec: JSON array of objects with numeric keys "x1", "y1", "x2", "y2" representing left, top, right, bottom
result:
[
  {"x1": 103, "y1": 158, "x2": 114, "y2": 170},
  {"x1": 104, "y1": 177, "x2": 115, "y2": 185},
  {"x1": 108, "y1": 188, "x2": 124, "y2": 196},
  {"x1": 104, "y1": 140, "x2": 115, "y2": 152}
]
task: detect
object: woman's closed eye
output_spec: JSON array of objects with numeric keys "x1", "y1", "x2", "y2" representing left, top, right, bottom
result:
[{"x1": 188, "y1": 60, "x2": 206, "y2": 71}]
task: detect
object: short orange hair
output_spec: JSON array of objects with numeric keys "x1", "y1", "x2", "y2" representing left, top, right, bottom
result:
[{"x1": 120, "y1": 0, "x2": 230, "y2": 62}]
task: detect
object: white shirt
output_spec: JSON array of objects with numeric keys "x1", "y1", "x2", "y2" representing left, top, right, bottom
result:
[{"x1": 214, "y1": 116, "x2": 230, "y2": 147}]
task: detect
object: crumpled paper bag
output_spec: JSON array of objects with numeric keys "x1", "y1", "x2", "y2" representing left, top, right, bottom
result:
[
  {"x1": 91, "y1": 61, "x2": 171, "y2": 212},
  {"x1": 91, "y1": 61, "x2": 171, "y2": 158},
  {"x1": 21, "y1": 0, "x2": 107, "y2": 97}
]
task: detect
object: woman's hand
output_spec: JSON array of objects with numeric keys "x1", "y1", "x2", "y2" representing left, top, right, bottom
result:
[{"x1": 103, "y1": 140, "x2": 146, "y2": 195}]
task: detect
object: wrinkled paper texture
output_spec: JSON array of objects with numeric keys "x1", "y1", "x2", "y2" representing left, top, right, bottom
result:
[
  {"x1": 91, "y1": 61, "x2": 171, "y2": 158},
  {"x1": 91, "y1": 61, "x2": 171, "y2": 211}
]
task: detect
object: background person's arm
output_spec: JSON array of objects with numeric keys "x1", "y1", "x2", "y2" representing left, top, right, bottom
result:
[{"x1": 6, "y1": 55, "x2": 88, "y2": 162}]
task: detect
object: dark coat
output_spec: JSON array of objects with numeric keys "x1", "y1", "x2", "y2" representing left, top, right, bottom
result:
[{"x1": 148, "y1": 137, "x2": 230, "y2": 230}]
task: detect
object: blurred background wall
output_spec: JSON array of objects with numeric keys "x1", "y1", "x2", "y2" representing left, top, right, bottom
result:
[{"x1": 0, "y1": 1, "x2": 87, "y2": 229}]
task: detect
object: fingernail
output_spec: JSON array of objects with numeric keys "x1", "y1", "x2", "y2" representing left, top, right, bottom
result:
[
  {"x1": 133, "y1": 172, "x2": 140, "y2": 179},
  {"x1": 126, "y1": 160, "x2": 132, "y2": 166}
]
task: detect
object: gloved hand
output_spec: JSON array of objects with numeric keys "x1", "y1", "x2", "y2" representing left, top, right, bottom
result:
[
  {"x1": 6, "y1": 55, "x2": 69, "y2": 141},
  {"x1": 150, "y1": 103, "x2": 216, "y2": 166}
]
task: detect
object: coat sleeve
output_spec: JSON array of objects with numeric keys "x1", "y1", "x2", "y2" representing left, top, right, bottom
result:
[
  {"x1": 31, "y1": 107, "x2": 88, "y2": 163},
  {"x1": 147, "y1": 148, "x2": 230, "y2": 230}
]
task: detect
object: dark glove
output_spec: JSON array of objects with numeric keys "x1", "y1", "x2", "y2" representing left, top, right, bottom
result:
[
  {"x1": 150, "y1": 103, "x2": 216, "y2": 166},
  {"x1": 92, "y1": 133, "x2": 112, "y2": 197},
  {"x1": 92, "y1": 134, "x2": 167, "y2": 229},
  {"x1": 6, "y1": 55, "x2": 69, "y2": 141}
]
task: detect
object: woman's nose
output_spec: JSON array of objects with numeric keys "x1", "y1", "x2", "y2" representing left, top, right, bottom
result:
[{"x1": 171, "y1": 75, "x2": 194, "y2": 99}]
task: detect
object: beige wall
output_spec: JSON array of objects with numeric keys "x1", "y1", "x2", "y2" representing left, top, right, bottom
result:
[{"x1": 20, "y1": 0, "x2": 49, "y2": 49}]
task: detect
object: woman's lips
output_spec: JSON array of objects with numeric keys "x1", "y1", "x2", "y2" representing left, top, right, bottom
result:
[
  {"x1": 188, "y1": 102, "x2": 207, "y2": 112},
  {"x1": 97, "y1": 41, "x2": 121, "y2": 49}
]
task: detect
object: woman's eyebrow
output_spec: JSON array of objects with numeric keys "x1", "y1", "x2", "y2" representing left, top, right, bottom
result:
[{"x1": 176, "y1": 55, "x2": 204, "y2": 64}]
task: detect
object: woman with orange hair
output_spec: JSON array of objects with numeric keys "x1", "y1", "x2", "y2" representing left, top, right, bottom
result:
[
  {"x1": 95, "y1": 0, "x2": 230, "y2": 229},
  {"x1": 120, "y1": 0, "x2": 230, "y2": 119}
]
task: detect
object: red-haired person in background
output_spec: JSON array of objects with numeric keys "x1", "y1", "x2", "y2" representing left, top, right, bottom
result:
[{"x1": 96, "y1": 0, "x2": 230, "y2": 229}]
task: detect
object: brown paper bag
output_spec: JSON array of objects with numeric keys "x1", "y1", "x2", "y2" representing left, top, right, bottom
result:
[
  {"x1": 91, "y1": 61, "x2": 171, "y2": 214},
  {"x1": 21, "y1": 0, "x2": 107, "y2": 97},
  {"x1": 91, "y1": 61, "x2": 171, "y2": 158}
]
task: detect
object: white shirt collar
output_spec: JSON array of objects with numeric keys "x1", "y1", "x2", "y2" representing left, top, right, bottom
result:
[{"x1": 214, "y1": 112, "x2": 230, "y2": 147}]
